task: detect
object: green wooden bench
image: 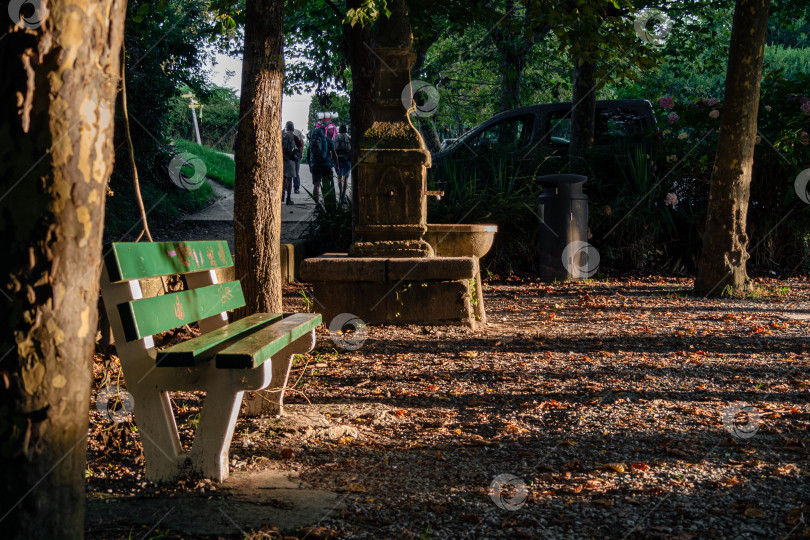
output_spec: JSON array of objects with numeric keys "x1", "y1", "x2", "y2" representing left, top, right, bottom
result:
[{"x1": 99, "y1": 240, "x2": 321, "y2": 482}]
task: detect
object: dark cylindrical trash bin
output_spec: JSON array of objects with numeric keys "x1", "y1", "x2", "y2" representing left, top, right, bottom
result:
[{"x1": 537, "y1": 174, "x2": 591, "y2": 281}]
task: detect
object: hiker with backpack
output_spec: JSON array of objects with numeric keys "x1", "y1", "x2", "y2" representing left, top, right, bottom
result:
[
  {"x1": 293, "y1": 126, "x2": 304, "y2": 194},
  {"x1": 282, "y1": 121, "x2": 302, "y2": 204},
  {"x1": 334, "y1": 125, "x2": 351, "y2": 204},
  {"x1": 307, "y1": 125, "x2": 340, "y2": 203}
]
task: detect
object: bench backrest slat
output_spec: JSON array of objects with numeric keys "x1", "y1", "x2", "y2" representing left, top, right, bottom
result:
[
  {"x1": 118, "y1": 281, "x2": 246, "y2": 341},
  {"x1": 104, "y1": 241, "x2": 233, "y2": 283}
]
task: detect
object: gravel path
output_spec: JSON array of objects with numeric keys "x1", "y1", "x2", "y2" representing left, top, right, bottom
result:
[{"x1": 87, "y1": 276, "x2": 810, "y2": 539}]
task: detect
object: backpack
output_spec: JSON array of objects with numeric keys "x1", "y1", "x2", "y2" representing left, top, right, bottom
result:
[
  {"x1": 282, "y1": 131, "x2": 300, "y2": 161},
  {"x1": 309, "y1": 132, "x2": 330, "y2": 167},
  {"x1": 335, "y1": 133, "x2": 351, "y2": 160}
]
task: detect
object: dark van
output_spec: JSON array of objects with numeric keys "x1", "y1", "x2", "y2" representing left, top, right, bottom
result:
[{"x1": 429, "y1": 99, "x2": 657, "y2": 187}]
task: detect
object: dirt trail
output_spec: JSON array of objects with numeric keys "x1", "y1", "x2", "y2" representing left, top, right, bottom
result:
[{"x1": 152, "y1": 169, "x2": 328, "y2": 248}]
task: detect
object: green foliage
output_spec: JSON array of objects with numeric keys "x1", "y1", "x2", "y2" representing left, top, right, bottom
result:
[
  {"x1": 305, "y1": 186, "x2": 353, "y2": 255},
  {"x1": 764, "y1": 45, "x2": 810, "y2": 80},
  {"x1": 284, "y1": 0, "x2": 349, "y2": 97},
  {"x1": 588, "y1": 147, "x2": 699, "y2": 272},
  {"x1": 285, "y1": 0, "x2": 497, "y2": 118},
  {"x1": 768, "y1": 0, "x2": 810, "y2": 49},
  {"x1": 104, "y1": 158, "x2": 214, "y2": 240},
  {"x1": 608, "y1": 1, "x2": 810, "y2": 100},
  {"x1": 344, "y1": 0, "x2": 390, "y2": 27},
  {"x1": 428, "y1": 159, "x2": 542, "y2": 274},
  {"x1": 614, "y1": 70, "x2": 810, "y2": 273},
  {"x1": 299, "y1": 289, "x2": 314, "y2": 312},
  {"x1": 107, "y1": 0, "x2": 227, "y2": 239},
  {"x1": 172, "y1": 138, "x2": 236, "y2": 188},
  {"x1": 166, "y1": 86, "x2": 240, "y2": 152}
]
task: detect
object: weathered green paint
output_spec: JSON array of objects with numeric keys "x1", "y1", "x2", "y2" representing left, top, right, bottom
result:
[
  {"x1": 104, "y1": 241, "x2": 233, "y2": 282},
  {"x1": 216, "y1": 313, "x2": 322, "y2": 369},
  {"x1": 117, "y1": 281, "x2": 246, "y2": 341},
  {"x1": 156, "y1": 313, "x2": 283, "y2": 366}
]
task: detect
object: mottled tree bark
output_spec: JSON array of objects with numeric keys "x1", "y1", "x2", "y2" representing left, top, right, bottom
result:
[
  {"x1": 0, "y1": 0, "x2": 126, "y2": 537},
  {"x1": 418, "y1": 118, "x2": 442, "y2": 153},
  {"x1": 234, "y1": 0, "x2": 285, "y2": 315},
  {"x1": 346, "y1": 0, "x2": 377, "y2": 243},
  {"x1": 569, "y1": 58, "x2": 596, "y2": 174},
  {"x1": 694, "y1": 0, "x2": 771, "y2": 297}
]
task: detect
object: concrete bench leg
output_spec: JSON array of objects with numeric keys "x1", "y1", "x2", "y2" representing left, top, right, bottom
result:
[
  {"x1": 242, "y1": 329, "x2": 316, "y2": 417},
  {"x1": 189, "y1": 384, "x2": 244, "y2": 481},
  {"x1": 132, "y1": 389, "x2": 183, "y2": 483}
]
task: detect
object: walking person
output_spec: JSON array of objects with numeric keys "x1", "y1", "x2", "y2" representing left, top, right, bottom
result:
[
  {"x1": 282, "y1": 121, "x2": 301, "y2": 205},
  {"x1": 334, "y1": 125, "x2": 351, "y2": 204},
  {"x1": 307, "y1": 125, "x2": 339, "y2": 205},
  {"x1": 293, "y1": 126, "x2": 304, "y2": 194}
]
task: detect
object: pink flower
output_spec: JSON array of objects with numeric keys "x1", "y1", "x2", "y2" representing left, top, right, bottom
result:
[
  {"x1": 659, "y1": 96, "x2": 675, "y2": 110},
  {"x1": 709, "y1": 109, "x2": 720, "y2": 119},
  {"x1": 664, "y1": 193, "x2": 678, "y2": 206},
  {"x1": 707, "y1": 97, "x2": 719, "y2": 106},
  {"x1": 801, "y1": 101, "x2": 810, "y2": 115},
  {"x1": 667, "y1": 113, "x2": 680, "y2": 125}
]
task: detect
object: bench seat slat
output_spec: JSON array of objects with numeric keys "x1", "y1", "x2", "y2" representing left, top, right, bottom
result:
[
  {"x1": 104, "y1": 241, "x2": 233, "y2": 283},
  {"x1": 215, "y1": 313, "x2": 322, "y2": 369},
  {"x1": 118, "y1": 281, "x2": 246, "y2": 341},
  {"x1": 156, "y1": 313, "x2": 283, "y2": 367}
]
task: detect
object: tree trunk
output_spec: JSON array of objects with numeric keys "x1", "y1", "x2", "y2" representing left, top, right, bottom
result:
[
  {"x1": 418, "y1": 118, "x2": 442, "y2": 153},
  {"x1": 694, "y1": 0, "x2": 771, "y2": 297},
  {"x1": 0, "y1": 0, "x2": 126, "y2": 537},
  {"x1": 346, "y1": 0, "x2": 377, "y2": 243},
  {"x1": 569, "y1": 57, "x2": 596, "y2": 174},
  {"x1": 491, "y1": 1, "x2": 545, "y2": 113},
  {"x1": 234, "y1": 0, "x2": 285, "y2": 315},
  {"x1": 499, "y1": 48, "x2": 526, "y2": 112}
]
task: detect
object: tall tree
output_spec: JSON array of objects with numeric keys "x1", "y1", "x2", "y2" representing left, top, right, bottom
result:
[
  {"x1": 546, "y1": 0, "x2": 630, "y2": 172},
  {"x1": 492, "y1": 0, "x2": 548, "y2": 112},
  {"x1": 234, "y1": 0, "x2": 285, "y2": 314},
  {"x1": 0, "y1": 0, "x2": 127, "y2": 537},
  {"x1": 695, "y1": 0, "x2": 772, "y2": 296}
]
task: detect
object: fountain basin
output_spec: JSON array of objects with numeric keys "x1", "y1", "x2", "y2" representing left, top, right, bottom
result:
[{"x1": 424, "y1": 224, "x2": 498, "y2": 258}]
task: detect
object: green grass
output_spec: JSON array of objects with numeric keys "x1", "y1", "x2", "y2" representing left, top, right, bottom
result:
[
  {"x1": 172, "y1": 138, "x2": 236, "y2": 188},
  {"x1": 104, "y1": 168, "x2": 215, "y2": 240}
]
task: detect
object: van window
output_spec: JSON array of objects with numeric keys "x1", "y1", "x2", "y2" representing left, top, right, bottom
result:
[
  {"x1": 595, "y1": 107, "x2": 649, "y2": 144},
  {"x1": 546, "y1": 106, "x2": 650, "y2": 146},
  {"x1": 547, "y1": 114, "x2": 572, "y2": 145},
  {"x1": 469, "y1": 115, "x2": 533, "y2": 153}
]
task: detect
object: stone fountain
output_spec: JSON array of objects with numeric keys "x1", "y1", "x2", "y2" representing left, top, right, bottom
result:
[{"x1": 300, "y1": 0, "x2": 496, "y2": 327}]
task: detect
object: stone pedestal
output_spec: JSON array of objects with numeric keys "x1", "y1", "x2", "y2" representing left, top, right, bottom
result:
[{"x1": 300, "y1": 255, "x2": 481, "y2": 328}]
